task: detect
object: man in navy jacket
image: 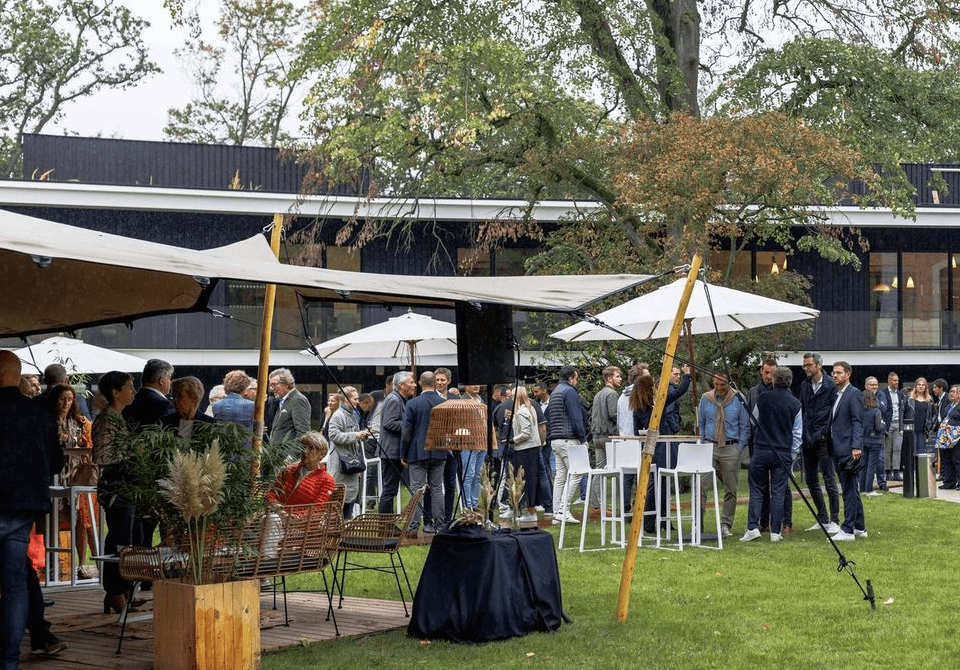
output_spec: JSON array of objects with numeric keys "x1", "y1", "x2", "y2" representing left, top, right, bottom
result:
[
  {"x1": 829, "y1": 361, "x2": 865, "y2": 541},
  {"x1": 401, "y1": 371, "x2": 446, "y2": 533},
  {"x1": 742, "y1": 367, "x2": 801, "y2": 543}
]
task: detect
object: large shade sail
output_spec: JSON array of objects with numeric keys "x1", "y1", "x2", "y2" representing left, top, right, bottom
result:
[{"x1": 0, "y1": 209, "x2": 652, "y2": 338}]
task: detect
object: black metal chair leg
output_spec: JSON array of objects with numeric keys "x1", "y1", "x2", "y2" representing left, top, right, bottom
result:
[
  {"x1": 115, "y1": 580, "x2": 140, "y2": 655},
  {"x1": 321, "y1": 571, "x2": 340, "y2": 636}
]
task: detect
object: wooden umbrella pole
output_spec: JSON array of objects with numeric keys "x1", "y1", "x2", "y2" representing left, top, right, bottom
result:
[
  {"x1": 616, "y1": 254, "x2": 702, "y2": 623},
  {"x1": 251, "y1": 213, "x2": 288, "y2": 487}
]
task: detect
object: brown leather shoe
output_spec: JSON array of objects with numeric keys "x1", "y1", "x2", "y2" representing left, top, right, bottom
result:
[
  {"x1": 759, "y1": 525, "x2": 771, "y2": 533},
  {"x1": 781, "y1": 525, "x2": 793, "y2": 535},
  {"x1": 588, "y1": 507, "x2": 602, "y2": 520}
]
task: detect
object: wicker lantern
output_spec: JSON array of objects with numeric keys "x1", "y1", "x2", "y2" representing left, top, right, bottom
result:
[{"x1": 424, "y1": 399, "x2": 489, "y2": 451}]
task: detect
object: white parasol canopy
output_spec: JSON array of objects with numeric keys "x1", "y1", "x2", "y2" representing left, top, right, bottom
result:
[
  {"x1": 12, "y1": 336, "x2": 148, "y2": 374},
  {"x1": 551, "y1": 278, "x2": 819, "y2": 342},
  {"x1": 301, "y1": 311, "x2": 457, "y2": 372}
]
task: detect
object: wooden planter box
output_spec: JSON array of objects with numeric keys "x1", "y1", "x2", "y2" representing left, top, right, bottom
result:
[{"x1": 154, "y1": 579, "x2": 261, "y2": 670}]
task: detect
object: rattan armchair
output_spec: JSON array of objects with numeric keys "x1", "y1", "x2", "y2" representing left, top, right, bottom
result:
[
  {"x1": 335, "y1": 486, "x2": 425, "y2": 616},
  {"x1": 235, "y1": 484, "x2": 346, "y2": 631}
]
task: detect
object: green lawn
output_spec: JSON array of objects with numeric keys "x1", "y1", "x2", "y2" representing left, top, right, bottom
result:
[{"x1": 266, "y1": 491, "x2": 952, "y2": 670}]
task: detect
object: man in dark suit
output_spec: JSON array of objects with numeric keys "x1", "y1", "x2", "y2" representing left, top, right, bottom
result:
[
  {"x1": 268, "y1": 368, "x2": 312, "y2": 452},
  {"x1": 401, "y1": 371, "x2": 447, "y2": 533},
  {"x1": 123, "y1": 358, "x2": 174, "y2": 430},
  {"x1": 123, "y1": 358, "x2": 175, "y2": 553},
  {"x1": 800, "y1": 352, "x2": 842, "y2": 532},
  {"x1": 829, "y1": 361, "x2": 865, "y2": 542}
]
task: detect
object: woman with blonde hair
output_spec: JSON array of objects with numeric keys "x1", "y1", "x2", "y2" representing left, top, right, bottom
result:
[
  {"x1": 907, "y1": 377, "x2": 938, "y2": 454},
  {"x1": 508, "y1": 385, "x2": 542, "y2": 523}
]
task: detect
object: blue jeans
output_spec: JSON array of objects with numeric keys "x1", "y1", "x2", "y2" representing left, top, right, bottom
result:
[
  {"x1": 747, "y1": 449, "x2": 789, "y2": 533},
  {"x1": 460, "y1": 450, "x2": 486, "y2": 509},
  {"x1": 0, "y1": 514, "x2": 34, "y2": 670}
]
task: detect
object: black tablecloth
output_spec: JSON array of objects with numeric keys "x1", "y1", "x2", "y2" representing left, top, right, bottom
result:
[{"x1": 408, "y1": 525, "x2": 567, "y2": 643}]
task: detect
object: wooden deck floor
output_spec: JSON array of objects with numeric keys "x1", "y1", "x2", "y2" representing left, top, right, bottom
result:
[{"x1": 20, "y1": 583, "x2": 411, "y2": 669}]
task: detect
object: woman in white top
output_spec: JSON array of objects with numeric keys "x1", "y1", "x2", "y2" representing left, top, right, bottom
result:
[{"x1": 509, "y1": 385, "x2": 543, "y2": 523}]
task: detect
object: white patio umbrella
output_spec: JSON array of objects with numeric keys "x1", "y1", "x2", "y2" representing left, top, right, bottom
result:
[
  {"x1": 12, "y1": 336, "x2": 148, "y2": 374},
  {"x1": 551, "y1": 278, "x2": 819, "y2": 342},
  {"x1": 301, "y1": 311, "x2": 457, "y2": 376}
]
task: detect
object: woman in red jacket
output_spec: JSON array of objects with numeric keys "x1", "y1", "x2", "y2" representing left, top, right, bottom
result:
[{"x1": 267, "y1": 432, "x2": 337, "y2": 507}]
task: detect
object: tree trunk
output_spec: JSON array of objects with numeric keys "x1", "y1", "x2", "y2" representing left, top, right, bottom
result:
[{"x1": 650, "y1": 0, "x2": 701, "y2": 116}]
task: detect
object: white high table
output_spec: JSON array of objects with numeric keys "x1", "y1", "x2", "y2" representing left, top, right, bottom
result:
[
  {"x1": 45, "y1": 484, "x2": 103, "y2": 590},
  {"x1": 606, "y1": 434, "x2": 702, "y2": 545}
]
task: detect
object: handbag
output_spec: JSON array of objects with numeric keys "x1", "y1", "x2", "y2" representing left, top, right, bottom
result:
[{"x1": 338, "y1": 451, "x2": 367, "y2": 475}]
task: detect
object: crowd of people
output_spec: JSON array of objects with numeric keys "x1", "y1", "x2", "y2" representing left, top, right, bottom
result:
[{"x1": 6, "y1": 347, "x2": 960, "y2": 668}]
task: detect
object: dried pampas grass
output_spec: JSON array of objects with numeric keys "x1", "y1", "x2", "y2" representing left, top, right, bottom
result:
[{"x1": 158, "y1": 440, "x2": 227, "y2": 584}]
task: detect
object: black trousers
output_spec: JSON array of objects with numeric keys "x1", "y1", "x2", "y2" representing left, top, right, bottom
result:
[{"x1": 940, "y1": 447, "x2": 960, "y2": 488}]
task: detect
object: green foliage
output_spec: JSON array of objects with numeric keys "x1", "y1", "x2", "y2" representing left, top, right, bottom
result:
[
  {"x1": 164, "y1": 0, "x2": 305, "y2": 147},
  {"x1": 711, "y1": 37, "x2": 960, "y2": 217},
  {"x1": 108, "y1": 420, "x2": 288, "y2": 542},
  {"x1": 0, "y1": 0, "x2": 158, "y2": 175}
]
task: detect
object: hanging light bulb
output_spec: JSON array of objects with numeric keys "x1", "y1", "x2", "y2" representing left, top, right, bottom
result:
[
  {"x1": 782, "y1": 257, "x2": 788, "y2": 271},
  {"x1": 953, "y1": 255, "x2": 957, "y2": 269},
  {"x1": 906, "y1": 275, "x2": 915, "y2": 289},
  {"x1": 770, "y1": 255, "x2": 779, "y2": 275},
  {"x1": 892, "y1": 276, "x2": 899, "y2": 289}
]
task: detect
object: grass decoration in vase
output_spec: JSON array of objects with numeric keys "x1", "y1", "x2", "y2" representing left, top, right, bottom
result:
[
  {"x1": 158, "y1": 440, "x2": 227, "y2": 585},
  {"x1": 506, "y1": 462, "x2": 526, "y2": 530},
  {"x1": 452, "y1": 461, "x2": 498, "y2": 530}
]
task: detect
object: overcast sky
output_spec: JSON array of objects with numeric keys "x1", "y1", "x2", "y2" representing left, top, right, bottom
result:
[{"x1": 46, "y1": 1, "x2": 215, "y2": 142}]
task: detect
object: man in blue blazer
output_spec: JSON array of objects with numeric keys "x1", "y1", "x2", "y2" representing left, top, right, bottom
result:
[
  {"x1": 401, "y1": 371, "x2": 447, "y2": 533},
  {"x1": 829, "y1": 361, "x2": 865, "y2": 541}
]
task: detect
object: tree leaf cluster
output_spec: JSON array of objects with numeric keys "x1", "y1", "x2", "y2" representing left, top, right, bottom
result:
[{"x1": 0, "y1": 0, "x2": 158, "y2": 175}]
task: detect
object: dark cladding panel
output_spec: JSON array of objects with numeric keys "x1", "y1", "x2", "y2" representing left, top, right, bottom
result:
[{"x1": 20, "y1": 134, "x2": 364, "y2": 195}]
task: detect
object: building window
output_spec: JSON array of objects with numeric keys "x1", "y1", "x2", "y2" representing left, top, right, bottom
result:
[
  {"x1": 901, "y1": 252, "x2": 949, "y2": 348},
  {"x1": 870, "y1": 252, "x2": 899, "y2": 347}
]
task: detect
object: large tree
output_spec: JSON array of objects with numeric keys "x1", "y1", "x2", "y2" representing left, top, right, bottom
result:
[
  {"x1": 294, "y1": 1, "x2": 958, "y2": 264},
  {"x1": 164, "y1": 0, "x2": 306, "y2": 147},
  {"x1": 0, "y1": 0, "x2": 157, "y2": 176}
]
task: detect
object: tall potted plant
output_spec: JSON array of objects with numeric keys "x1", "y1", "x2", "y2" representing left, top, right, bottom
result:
[{"x1": 112, "y1": 422, "x2": 288, "y2": 670}]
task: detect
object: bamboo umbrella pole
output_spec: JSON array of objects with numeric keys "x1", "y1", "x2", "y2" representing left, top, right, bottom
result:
[
  {"x1": 616, "y1": 254, "x2": 702, "y2": 622},
  {"x1": 251, "y1": 213, "x2": 288, "y2": 485}
]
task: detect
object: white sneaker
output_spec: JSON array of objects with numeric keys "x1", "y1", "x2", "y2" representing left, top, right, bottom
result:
[
  {"x1": 518, "y1": 512, "x2": 538, "y2": 523},
  {"x1": 739, "y1": 528, "x2": 761, "y2": 542},
  {"x1": 853, "y1": 528, "x2": 868, "y2": 538},
  {"x1": 864, "y1": 491, "x2": 882, "y2": 497},
  {"x1": 555, "y1": 511, "x2": 579, "y2": 524},
  {"x1": 720, "y1": 525, "x2": 732, "y2": 538},
  {"x1": 500, "y1": 509, "x2": 514, "y2": 520},
  {"x1": 805, "y1": 522, "x2": 823, "y2": 531},
  {"x1": 824, "y1": 522, "x2": 842, "y2": 535},
  {"x1": 831, "y1": 530, "x2": 855, "y2": 541},
  {"x1": 770, "y1": 532, "x2": 782, "y2": 542}
]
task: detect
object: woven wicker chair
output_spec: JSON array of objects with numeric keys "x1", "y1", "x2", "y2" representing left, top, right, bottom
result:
[
  {"x1": 335, "y1": 486, "x2": 424, "y2": 616},
  {"x1": 234, "y1": 484, "x2": 346, "y2": 632}
]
